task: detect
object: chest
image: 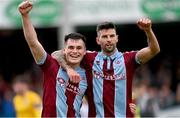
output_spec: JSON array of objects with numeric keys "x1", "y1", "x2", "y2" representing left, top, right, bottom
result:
[
  {"x1": 92, "y1": 56, "x2": 126, "y2": 81},
  {"x1": 56, "y1": 68, "x2": 87, "y2": 96}
]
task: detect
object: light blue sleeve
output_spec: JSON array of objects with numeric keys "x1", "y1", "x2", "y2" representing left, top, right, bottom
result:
[
  {"x1": 135, "y1": 53, "x2": 141, "y2": 64},
  {"x1": 37, "y1": 52, "x2": 47, "y2": 65}
]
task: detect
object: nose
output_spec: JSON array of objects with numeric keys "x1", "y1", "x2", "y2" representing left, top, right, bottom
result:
[
  {"x1": 72, "y1": 48, "x2": 78, "y2": 53},
  {"x1": 107, "y1": 36, "x2": 111, "y2": 42}
]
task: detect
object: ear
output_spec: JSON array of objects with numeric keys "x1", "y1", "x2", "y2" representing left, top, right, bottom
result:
[
  {"x1": 116, "y1": 35, "x2": 119, "y2": 43},
  {"x1": 84, "y1": 50, "x2": 86, "y2": 55},
  {"x1": 96, "y1": 37, "x2": 100, "y2": 45},
  {"x1": 63, "y1": 48, "x2": 66, "y2": 54}
]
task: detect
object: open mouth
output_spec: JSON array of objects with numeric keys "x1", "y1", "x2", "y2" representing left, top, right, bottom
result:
[
  {"x1": 70, "y1": 55, "x2": 79, "y2": 59},
  {"x1": 106, "y1": 44, "x2": 113, "y2": 48},
  {"x1": 106, "y1": 43, "x2": 112, "y2": 47}
]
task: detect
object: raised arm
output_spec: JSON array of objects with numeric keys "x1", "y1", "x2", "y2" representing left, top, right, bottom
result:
[
  {"x1": 51, "y1": 50, "x2": 81, "y2": 83},
  {"x1": 19, "y1": 1, "x2": 46, "y2": 64},
  {"x1": 136, "y1": 18, "x2": 160, "y2": 64}
]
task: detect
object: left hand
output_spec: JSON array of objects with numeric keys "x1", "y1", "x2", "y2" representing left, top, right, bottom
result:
[
  {"x1": 137, "y1": 18, "x2": 152, "y2": 32},
  {"x1": 66, "y1": 67, "x2": 81, "y2": 83},
  {"x1": 129, "y1": 103, "x2": 136, "y2": 114}
]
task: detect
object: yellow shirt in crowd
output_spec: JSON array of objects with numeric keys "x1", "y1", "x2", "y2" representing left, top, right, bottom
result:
[{"x1": 13, "y1": 91, "x2": 42, "y2": 117}]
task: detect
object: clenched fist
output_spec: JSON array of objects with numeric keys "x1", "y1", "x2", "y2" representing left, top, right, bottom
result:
[
  {"x1": 137, "y1": 18, "x2": 152, "y2": 32},
  {"x1": 18, "y1": 0, "x2": 33, "y2": 16}
]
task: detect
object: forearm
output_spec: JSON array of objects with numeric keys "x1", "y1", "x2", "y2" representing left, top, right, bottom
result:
[
  {"x1": 22, "y1": 15, "x2": 38, "y2": 46},
  {"x1": 22, "y1": 15, "x2": 46, "y2": 63},
  {"x1": 136, "y1": 18, "x2": 160, "y2": 64},
  {"x1": 56, "y1": 50, "x2": 71, "y2": 71},
  {"x1": 53, "y1": 50, "x2": 81, "y2": 83},
  {"x1": 145, "y1": 29, "x2": 160, "y2": 55},
  {"x1": 136, "y1": 29, "x2": 160, "y2": 64}
]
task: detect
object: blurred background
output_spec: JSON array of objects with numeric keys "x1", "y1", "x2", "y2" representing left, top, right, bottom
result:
[{"x1": 0, "y1": 0, "x2": 180, "y2": 117}]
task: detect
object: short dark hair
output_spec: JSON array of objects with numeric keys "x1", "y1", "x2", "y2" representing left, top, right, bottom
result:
[
  {"x1": 96, "y1": 22, "x2": 116, "y2": 32},
  {"x1": 64, "y1": 33, "x2": 86, "y2": 44}
]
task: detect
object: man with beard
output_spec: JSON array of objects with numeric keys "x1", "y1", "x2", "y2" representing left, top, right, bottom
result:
[{"x1": 52, "y1": 18, "x2": 160, "y2": 117}]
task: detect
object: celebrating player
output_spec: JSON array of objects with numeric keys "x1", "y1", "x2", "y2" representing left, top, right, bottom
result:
[
  {"x1": 18, "y1": 1, "x2": 87, "y2": 117},
  {"x1": 53, "y1": 18, "x2": 160, "y2": 117}
]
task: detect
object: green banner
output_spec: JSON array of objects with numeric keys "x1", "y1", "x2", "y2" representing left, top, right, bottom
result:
[
  {"x1": 141, "y1": 0, "x2": 180, "y2": 21},
  {"x1": 5, "y1": 0, "x2": 63, "y2": 27}
]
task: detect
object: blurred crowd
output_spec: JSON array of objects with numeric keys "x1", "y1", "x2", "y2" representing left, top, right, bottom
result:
[
  {"x1": 0, "y1": 64, "x2": 43, "y2": 117},
  {"x1": 1, "y1": 56, "x2": 180, "y2": 117},
  {"x1": 133, "y1": 55, "x2": 180, "y2": 117}
]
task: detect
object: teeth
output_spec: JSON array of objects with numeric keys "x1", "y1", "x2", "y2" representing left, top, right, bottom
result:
[{"x1": 70, "y1": 55, "x2": 79, "y2": 58}]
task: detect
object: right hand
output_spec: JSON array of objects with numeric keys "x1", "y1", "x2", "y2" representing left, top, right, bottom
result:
[
  {"x1": 67, "y1": 68, "x2": 81, "y2": 83},
  {"x1": 137, "y1": 18, "x2": 152, "y2": 32},
  {"x1": 18, "y1": 0, "x2": 33, "y2": 16}
]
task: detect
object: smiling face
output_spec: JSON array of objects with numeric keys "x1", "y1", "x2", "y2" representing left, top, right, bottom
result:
[
  {"x1": 63, "y1": 38, "x2": 86, "y2": 68},
  {"x1": 96, "y1": 28, "x2": 118, "y2": 56}
]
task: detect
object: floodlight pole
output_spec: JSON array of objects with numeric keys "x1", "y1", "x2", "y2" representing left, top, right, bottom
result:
[{"x1": 58, "y1": 0, "x2": 75, "y2": 49}]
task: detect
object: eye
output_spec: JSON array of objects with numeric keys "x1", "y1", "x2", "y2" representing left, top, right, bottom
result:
[
  {"x1": 110, "y1": 34, "x2": 115, "y2": 38},
  {"x1": 77, "y1": 46, "x2": 83, "y2": 50},
  {"x1": 68, "y1": 46, "x2": 74, "y2": 50},
  {"x1": 101, "y1": 35, "x2": 108, "y2": 39}
]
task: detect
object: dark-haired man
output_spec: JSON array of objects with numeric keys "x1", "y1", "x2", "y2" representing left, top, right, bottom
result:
[
  {"x1": 53, "y1": 18, "x2": 160, "y2": 117},
  {"x1": 18, "y1": 0, "x2": 87, "y2": 117}
]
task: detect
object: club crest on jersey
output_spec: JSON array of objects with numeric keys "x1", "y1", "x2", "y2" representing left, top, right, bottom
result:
[
  {"x1": 57, "y1": 77, "x2": 65, "y2": 86},
  {"x1": 116, "y1": 60, "x2": 120, "y2": 64},
  {"x1": 96, "y1": 61, "x2": 100, "y2": 65}
]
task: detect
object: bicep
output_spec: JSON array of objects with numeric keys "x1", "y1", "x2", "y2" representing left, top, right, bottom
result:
[
  {"x1": 29, "y1": 40, "x2": 46, "y2": 64},
  {"x1": 136, "y1": 47, "x2": 154, "y2": 64}
]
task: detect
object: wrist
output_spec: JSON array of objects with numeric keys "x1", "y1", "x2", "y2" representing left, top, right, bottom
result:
[
  {"x1": 22, "y1": 14, "x2": 29, "y2": 19},
  {"x1": 144, "y1": 28, "x2": 153, "y2": 34},
  {"x1": 66, "y1": 65, "x2": 73, "y2": 71}
]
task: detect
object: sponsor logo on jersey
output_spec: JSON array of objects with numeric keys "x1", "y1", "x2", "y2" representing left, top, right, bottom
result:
[
  {"x1": 93, "y1": 70, "x2": 126, "y2": 80},
  {"x1": 57, "y1": 77, "x2": 85, "y2": 95}
]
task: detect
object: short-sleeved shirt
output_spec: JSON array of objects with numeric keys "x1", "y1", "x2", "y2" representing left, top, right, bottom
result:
[
  {"x1": 40, "y1": 54, "x2": 87, "y2": 117},
  {"x1": 82, "y1": 49, "x2": 139, "y2": 117},
  {"x1": 13, "y1": 91, "x2": 42, "y2": 117}
]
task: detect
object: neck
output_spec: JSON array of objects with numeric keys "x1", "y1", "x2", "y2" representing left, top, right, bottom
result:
[
  {"x1": 103, "y1": 48, "x2": 116, "y2": 57},
  {"x1": 68, "y1": 63, "x2": 80, "y2": 69}
]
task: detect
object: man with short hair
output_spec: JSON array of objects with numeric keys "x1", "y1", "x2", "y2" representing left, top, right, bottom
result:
[
  {"x1": 53, "y1": 18, "x2": 160, "y2": 117},
  {"x1": 18, "y1": 0, "x2": 87, "y2": 117}
]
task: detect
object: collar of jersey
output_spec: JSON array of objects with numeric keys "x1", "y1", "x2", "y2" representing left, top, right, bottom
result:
[{"x1": 100, "y1": 48, "x2": 119, "y2": 60}]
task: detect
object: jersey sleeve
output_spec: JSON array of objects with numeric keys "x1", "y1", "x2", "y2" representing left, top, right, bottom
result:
[
  {"x1": 39, "y1": 54, "x2": 60, "y2": 73},
  {"x1": 123, "y1": 51, "x2": 140, "y2": 69},
  {"x1": 36, "y1": 52, "x2": 47, "y2": 65},
  {"x1": 81, "y1": 51, "x2": 98, "y2": 70}
]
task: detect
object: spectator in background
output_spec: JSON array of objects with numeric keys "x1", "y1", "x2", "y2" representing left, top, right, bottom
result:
[
  {"x1": 135, "y1": 80, "x2": 160, "y2": 117},
  {"x1": 0, "y1": 72, "x2": 16, "y2": 117},
  {"x1": 12, "y1": 74, "x2": 42, "y2": 117},
  {"x1": 158, "y1": 77, "x2": 175, "y2": 109},
  {"x1": 175, "y1": 83, "x2": 180, "y2": 105}
]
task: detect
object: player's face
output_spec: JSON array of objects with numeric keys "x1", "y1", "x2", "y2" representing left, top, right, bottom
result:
[
  {"x1": 96, "y1": 29, "x2": 118, "y2": 56},
  {"x1": 64, "y1": 39, "x2": 86, "y2": 67}
]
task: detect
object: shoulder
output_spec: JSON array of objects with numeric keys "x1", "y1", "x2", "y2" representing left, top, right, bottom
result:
[
  {"x1": 84, "y1": 50, "x2": 98, "y2": 61},
  {"x1": 123, "y1": 51, "x2": 138, "y2": 61},
  {"x1": 123, "y1": 51, "x2": 137, "y2": 57},
  {"x1": 123, "y1": 51, "x2": 139, "y2": 66},
  {"x1": 40, "y1": 54, "x2": 60, "y2": 70},
  {"x1": 86, "y1": 50, "x2": 98, "y2": 56}
]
